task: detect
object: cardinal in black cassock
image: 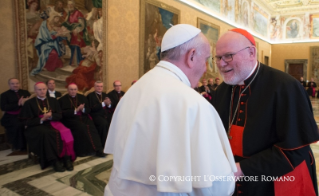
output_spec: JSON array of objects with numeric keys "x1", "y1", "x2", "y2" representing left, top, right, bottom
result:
[
  {"x1": 213, "y1": 29, "x2": 319, "y2": 196},
  {"x1": 58, "y1": 83, "x2": 105, "y2": 157},
  {"x1": 19, "y1": 82, "x2": 75, "y2": 172},
  {"x1": 1, "y1": 78, "x2": 30, "y2": 150},
  {"x1": 86, "y1": 81, "x2": 112, "y2": 146}
]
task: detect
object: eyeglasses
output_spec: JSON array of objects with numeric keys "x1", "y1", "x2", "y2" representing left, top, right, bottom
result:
[{"x1": 213, "y1": 47, "x2": 250, "y2": 63}]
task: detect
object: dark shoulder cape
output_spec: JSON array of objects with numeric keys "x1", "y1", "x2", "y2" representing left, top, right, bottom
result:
[
  {"x1": 87, "y1": 91, "x2": 112, "y2": 119},
  {"x1": 214, "y1": 64, "x2": 319, "y2": 151},
  {"x1": 213, "y1": 63, "x2": 319, "y2": 195},
  {"x1": 20, "y1": 97, "x2": 62, "y2": 127},
  {"x1": 58, "y1": 93, "x2": 91, "y2": 119}
]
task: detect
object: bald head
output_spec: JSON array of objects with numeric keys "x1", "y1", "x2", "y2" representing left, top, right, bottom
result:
[
  {"x1": 215, "y1": 30, "x2": 257, "y2": 85},
  {"x1": 68, "y1": 84, "x2": 78, "y2": 97},
  {"x1": 113, "y1": 80, "x2": 122, "y2": 92},
  {"x1": 34, "y1": 83, "x2": 47, "y2": 98}
]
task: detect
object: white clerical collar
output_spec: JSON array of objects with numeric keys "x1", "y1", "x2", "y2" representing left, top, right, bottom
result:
[
  {"x1": 244, "y1": 61, "x2": 258, "y2": 81},
  {"x1": 96, "y1": 91, "x2": 101, "y2": 95},
  {"x1": 37, "y1": 96, "x2": 46, "y2": 101},
  {"x1": 48, "y1": 90, "x2": 55, "y2": 94},
  {"x1": 155, "y1": 60, "x2": 191, "y2": 87}
]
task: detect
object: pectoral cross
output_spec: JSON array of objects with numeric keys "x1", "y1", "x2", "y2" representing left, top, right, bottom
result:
[{"x1": 43, "y1": 107, "x2": 48, "y2": 114}]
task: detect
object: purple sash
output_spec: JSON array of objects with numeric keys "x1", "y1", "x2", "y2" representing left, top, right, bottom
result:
[
  {"x1": 311, "y1": 87, "x2": 316, "y2": 97},
  {"x1": 40, "y1": 115, "x2": 76, "y2": 161},
  {"x1": 6, "y1": 109, "x2": 21, "y2": 115}
]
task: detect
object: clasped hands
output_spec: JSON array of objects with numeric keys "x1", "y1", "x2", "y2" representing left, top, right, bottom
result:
[
  {"x1": 41, "y1": 110, "x2": 52, "y2": 122},
  {"x1": 103, "y1": 97, "x2": 111, "y2": 106},
  {"x1": 76, "y1": 103, "x2": 85, "y2": 112}
]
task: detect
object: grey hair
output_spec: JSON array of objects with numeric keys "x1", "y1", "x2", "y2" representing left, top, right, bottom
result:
[
  {"x1": 8, "y1": 78, "x2": 19, "y2": 84},
  {"x1": 95, "y1": 81, "x2": 103, "y2": 85},
  {"x1": 160, "y1": 33, "x2": 205, "y2": 61}
]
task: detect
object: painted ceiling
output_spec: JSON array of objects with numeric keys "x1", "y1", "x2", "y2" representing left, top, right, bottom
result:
[{"x1": 257, "y1": 0, "x2": 319, "y2": 14}]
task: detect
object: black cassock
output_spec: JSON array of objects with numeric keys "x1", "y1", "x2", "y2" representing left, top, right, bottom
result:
[
  {"x1": 1, "y1": 89, "x2": 30, "y2": 150},
  {"x1": 300, "y1": 80, "x2": 306, "y2": 87},
  {"x1": 86, "y1": 92, "x2": 112, "y2": 145},
  {"x1": 307, "y1": 81, "x2": 317, "y2": 97},
  {"x1": 107, "y1": 90, "x2": 125, "y2": 111},
  {"x1": 213, "y1": 63, "x2": 319, "y2": 196},
  {"x1": 46, "y1": 90, "x2": 62, "y2": 99},
  {"x1": 58, "y1": 94, "x2": 103, "y2": 156},
  {"x1": 19, "y1": 97, "x2": 64, "y2": 169}
]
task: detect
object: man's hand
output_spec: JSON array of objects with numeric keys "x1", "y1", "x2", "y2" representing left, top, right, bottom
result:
[
  {"x1": 20, "y1": 97, "x2": 29, "y2": 106},
  {"x1": 18, "y1": 97, "x2": 23, "y2": 106},
  {"x1": 76, "y1": 103, "x2": 85, "y2": 112},
  {"x1": 234, "y1": 162, "x2": 243, "y2": 178},
  {"x1": 104, "y1": 97, "x2": 111, "y2": 106},
  {"x1": 41, "y1": 110, "x2": 52, "y2": 121}
]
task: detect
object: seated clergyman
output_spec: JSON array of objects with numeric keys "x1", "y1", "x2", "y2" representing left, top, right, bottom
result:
[
  {"x1": 58, "y1": 83, "x2": 106, "y2": 157},
  {"x1": 86, "y1": 81, "x2": 112, "y2": 145},
  {"x1": 19, "y1": 82, "x2": 75, "y2": 172}
]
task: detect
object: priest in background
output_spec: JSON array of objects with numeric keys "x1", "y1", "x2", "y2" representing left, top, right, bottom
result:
[
  {"x1": 299, "y1": 77, "x2": 306, "y2": 88},
  {"x1": 58, "y1": 83, "x2": 105, "y2": 157},
  {"x1": 19, "y1": 82, "x2": 75, "y2": 172},
  {"x1": 46, "y1": 79, "x2": 62, "y2": 99},
  {"x1": 107, "y1": 80, "x2": 125, "y2": 111},
  {"x1": 1, "y1": 78, "x2": 30, "y2": 151},
  {"x1": 213, "y1": 28, "x2": 319, "y2": 195},
  {"x1": 307, "y1": 77, "x2": 317, "y2": 97},
  {"x1": 104, "y1": 24, "x2": 236, "y2": 196},
  {"x1": 87, "y1": 81, "x2": 112, "y2": 146}
]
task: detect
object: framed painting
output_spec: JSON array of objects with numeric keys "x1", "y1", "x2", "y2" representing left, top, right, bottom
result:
[
  {"x1": 139, "y1": 0, "x2": 180, "y2": 76},
  {"x1": 286, "y1": 19, "x2": 300, "y2": 39},
  {"x1": 14, "y1": 0, "x2": 107, "y2": 92},
  {"x1": 311, "y1": 14, "x2": 319, "y2": 39},
  {"x1": 197, "y1": 18, "x2": 220, "y2": 79}
]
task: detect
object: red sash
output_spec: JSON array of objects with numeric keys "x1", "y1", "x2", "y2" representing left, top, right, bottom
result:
[
  {"x1": 274, "y1": 160, "x2": 316, "y2": 196},
  {"x1": 229, "y1": 125, "x2": 244, "y2": 157},
  {"x1": 311, "y1": 87, "x2": 316, "y2": 97}
]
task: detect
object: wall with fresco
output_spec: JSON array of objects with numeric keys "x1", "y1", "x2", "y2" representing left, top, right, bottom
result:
[
  {"x1": 0, "y1": 0, "x2": 272, "y2": 94},
  {"x1": 269, "y1": 13, "x2": 319, "y2": 41},
  {"x1": 271, "y1": 42, "x2": 319, "y2": 81}
]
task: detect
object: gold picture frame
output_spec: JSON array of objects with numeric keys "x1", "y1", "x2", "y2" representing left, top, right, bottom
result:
[
  {"x1": 14, "y1": 0, "x2": 108, "y2": 91},
  {"x1": 139, "y1": 0, "x2": 180, "y2": 77},
  {"x1": 197, "y1": 17, "x2": 220, "y2": 79}
]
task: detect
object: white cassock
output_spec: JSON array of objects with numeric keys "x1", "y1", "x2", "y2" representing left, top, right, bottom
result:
[{"x1": 104, "y1": 60, "x2": 237, "y2": 196}]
